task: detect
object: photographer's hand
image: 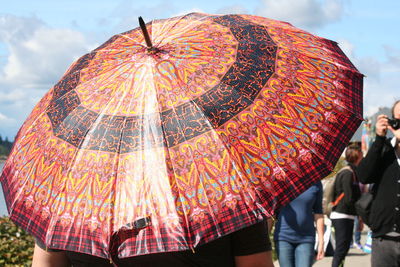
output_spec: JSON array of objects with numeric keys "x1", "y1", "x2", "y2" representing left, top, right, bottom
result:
[{"x1": 376, "y1": 114, "x2": 388, "y2": 137}]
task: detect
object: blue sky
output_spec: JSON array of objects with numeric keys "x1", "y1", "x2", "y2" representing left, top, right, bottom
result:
[{"x1": 0, "y1": 0, "x2": 399, "y2": 139}]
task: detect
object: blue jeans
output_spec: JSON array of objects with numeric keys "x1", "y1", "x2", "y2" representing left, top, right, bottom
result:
[
  {"x1": 276, "y1": 241, "x2": 315, "y2": 267},
  {"x1": 353, "y1": 216, "x2": 361, "y2": 245}
]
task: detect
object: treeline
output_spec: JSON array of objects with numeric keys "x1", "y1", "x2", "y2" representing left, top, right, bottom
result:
[
  {"x1": 0, "y1": 136, "x2": 13, "y2": 157},
  {"x1": 0, "y1": 216, "x2": 34, "y2": 266}
]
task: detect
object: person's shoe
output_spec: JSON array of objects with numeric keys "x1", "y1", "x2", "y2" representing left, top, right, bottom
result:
[
  {"x1": 354, "y1": 243, "x2": 363, "y2": 250},
  {"x1": 363, "y1": 245, "x2": 371, "y2": 253}
]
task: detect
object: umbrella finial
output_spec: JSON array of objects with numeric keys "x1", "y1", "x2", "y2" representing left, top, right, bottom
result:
[{"x1": 139, "y1": 16, "x2": 153, "y2": 50}]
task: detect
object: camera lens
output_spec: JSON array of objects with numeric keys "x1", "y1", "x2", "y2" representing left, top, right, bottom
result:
[{"x1": 388, "y1": 118, "x2": 400, "y2": 130}]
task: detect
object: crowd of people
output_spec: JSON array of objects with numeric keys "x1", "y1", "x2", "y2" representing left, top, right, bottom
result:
[
  {"x1": 29, "y1": 100, "x2": 400, "y2": 267},
  {"x1": 272, "y1": 99, "x2": 400, "y2": 266},
  {"x1": 30, "y1": 100, "x2": 400, "y2": 267}
]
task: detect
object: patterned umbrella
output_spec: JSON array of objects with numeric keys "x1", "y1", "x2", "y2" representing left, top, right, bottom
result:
[{"x1": 1, "y1": 13, "x2": 363, "y2": 260}]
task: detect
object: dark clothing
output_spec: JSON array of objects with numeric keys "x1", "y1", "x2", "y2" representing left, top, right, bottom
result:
[
  {"x1": 332, "y1": 164, "x2": 361, "y2": 215},
  {"x1": 39, "y1": 221, "x2": 271, "y2": 267},
  {"x1": 356, "y1": 135, "x2": 400, "y2": 238},
  {"x1": 331, "y1": 218, "x2": 354, "y2": 267},
  {"x1": 274, "y1": 181, "x2": 323, "y2": 244},
  {"x1": 330, "y1": 164, "x2": 361, "y2": 267},
  {"x1": 371, "y1": 237, "x2": 400, "y2": 267}
]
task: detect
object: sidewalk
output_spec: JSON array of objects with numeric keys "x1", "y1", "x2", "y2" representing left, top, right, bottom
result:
[{"x1": 274, "y1": 230, "x2": 371, "y2": 267}]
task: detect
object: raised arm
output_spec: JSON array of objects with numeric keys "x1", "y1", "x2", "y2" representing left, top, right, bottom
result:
[{"x1": 357, "y1": 115, "x2": 388, "y2": 184}]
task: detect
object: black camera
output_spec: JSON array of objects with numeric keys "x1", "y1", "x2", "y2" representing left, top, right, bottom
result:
[{"x1": 388, "y1": 118, "x2": 400, "y2": 130}]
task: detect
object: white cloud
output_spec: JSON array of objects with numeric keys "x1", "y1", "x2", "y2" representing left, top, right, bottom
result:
[
  {"x1": 363, "y1": 79, "x2": 398, "y2": 117},
  {"x1": 0, "y1": 15, "x2": 98, "y2": 139},
  {"x1": 0, "y1": 112, "x2": 13, "y2": 122},
  {"x1": 172, "y1": 8, "x2": 205, "y2": 18},
  {"x1": 255, "y1": 0, "x2": 345, "y2": 29},
  {"x1": 337, "y1": 39, "x2": 355, "y2": 60},
  {"x1": 0, "y1": 111, "x2": 16, "y2": 136},
  {"x1": 327, "y1": 38, "x2": 398, "y2": 118},
  {"x1": 357, "y1": 57, "x2": 381, "y2": 80},
  {"x1": 0, "y1": 15, "x2": 97, "y2": 90},
  {"x1": 383, "y1": 45, "x2": 400, "y2": 72},
  {"x1": 109, "y1": 1, "x2": 179, "y2": 33},
  {"x1": 0, "y1": 15, "x2": 43, "y2": 43},
  {"x1": 0, "y1": 89, "x2": 26, "y2": 103},
  {"x1": 356, "y1": 46, "x2": 399, "y2": 117},
  {"x1": 215, "y1": 5, "x2": 250, "y2": 15}
]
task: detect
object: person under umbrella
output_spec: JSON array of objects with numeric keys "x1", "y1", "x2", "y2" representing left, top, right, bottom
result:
[
  {"x1": 1, "y1": 13, "x2": 362, "y2": 266},
  {"x1": 32, "y1": 220, "x2": 274, "y2": 266}
]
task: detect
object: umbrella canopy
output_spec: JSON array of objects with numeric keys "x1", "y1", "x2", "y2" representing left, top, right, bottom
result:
[{"x1": 1, "y1": 13, "x2": 363, "y2": 259}]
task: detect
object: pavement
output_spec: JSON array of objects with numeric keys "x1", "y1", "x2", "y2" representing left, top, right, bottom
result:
[{"x1": 273, "y1": 229, "x2": 371, "y2": 267}]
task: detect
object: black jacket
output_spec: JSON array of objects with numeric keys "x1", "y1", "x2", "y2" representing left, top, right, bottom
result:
[
  {"x1": 356, "y1": 135, "x2": 400, "y2": 237},
  {"x1": 332, "y1": 164, "x2": 361, "y2": 215}
]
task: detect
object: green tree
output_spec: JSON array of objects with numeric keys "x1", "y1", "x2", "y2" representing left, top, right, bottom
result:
[
  {"x1": 0, "y1": 216, "x2": 34, "y2": 266},
  {"x1": 0, "y1": 135, "x2": 13, "y2": 156},
  {"x1": 0, "y1": 146, "x2": 7, "y2": 156}
]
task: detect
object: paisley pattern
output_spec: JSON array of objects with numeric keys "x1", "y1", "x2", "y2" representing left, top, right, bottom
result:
[{"x1": 0, "y1": 13, "x2": 363, "y2": 259}]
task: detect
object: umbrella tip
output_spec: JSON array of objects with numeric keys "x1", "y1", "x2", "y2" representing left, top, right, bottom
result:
[{"x1": 138, "y1": 16, "x2": 153, "y2": 50}]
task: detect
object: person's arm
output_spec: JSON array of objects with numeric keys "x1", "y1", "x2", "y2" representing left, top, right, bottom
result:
[
  {"x1": 235, "y1": 251, "x2": 274, "y2": 267},
  {"x1": 32, "y1": 243, "x2": 70, "y2": 267},
  {"x1": 313, "y1": 182, "x2": 324, "y2": 260},
  {"x1": 314, "y1": 213, "x2": 325, "y2": 260},
  {"x1": 357, "y1": 136, "x2": 386, "y2": 184},
  {"x1": 339, "y1": 170, "x2": 354, "y2": 205},
  {"x1": 357, "y1": 115, "x2": 387, "y2": 184},
  {"x1": 232, "y1": 221, "x2": 274, "y2": 267}
]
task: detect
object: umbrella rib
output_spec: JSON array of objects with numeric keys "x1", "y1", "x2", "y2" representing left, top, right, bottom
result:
[
  {"x1": 51, "y1": 68, "x2": 137, "y2": 256},
  {"x1": 161, "y1": 87, "x2": 230, "y2": 243},
  {"x1": 158, "y1": 107, "x2": 196, "y2": 250},
  {"x1": 47, "y1": 119, "x2": 99, "y2": 253},
  {"x1": 108, "y1": 116, "x2": 126, "y2": 256},
  {"x1": 149, "y1": 61, "x2": 210, "y2": 249}
]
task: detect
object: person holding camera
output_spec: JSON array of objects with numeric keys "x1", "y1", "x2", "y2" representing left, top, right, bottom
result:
[{"x1": 356, "y1": 100, "x2": 400, "y2": 267}]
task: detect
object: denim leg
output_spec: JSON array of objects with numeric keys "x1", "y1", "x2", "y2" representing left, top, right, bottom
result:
[
  {"x1": 353, "y1": 217, "x2": 361, "y2": 244},
  {"x1": 276, "y1": 240, "x2": 295, "y2": 267},
  {"x1": 294, "y1": 242, "x2": 315, "y2": 267},
  {"x1": 354, "y1": 230, "x2": 361, "y2": 245}
]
